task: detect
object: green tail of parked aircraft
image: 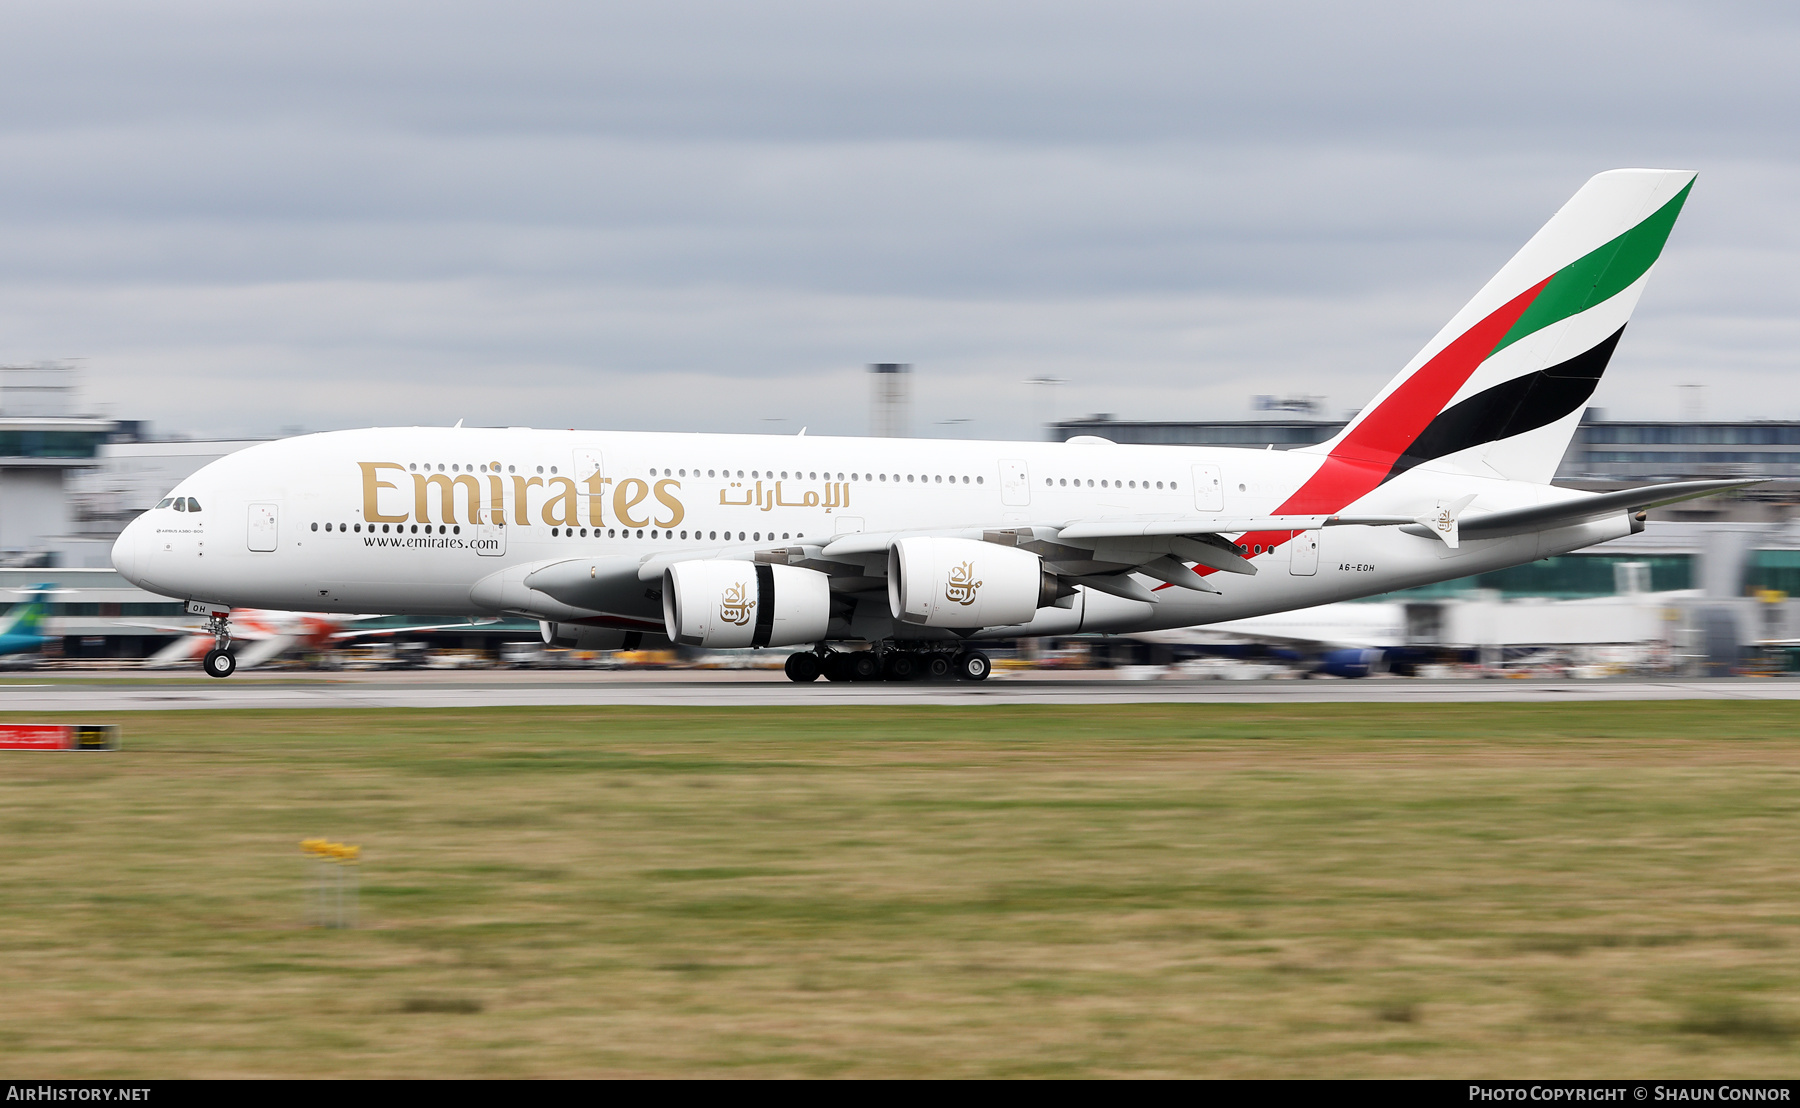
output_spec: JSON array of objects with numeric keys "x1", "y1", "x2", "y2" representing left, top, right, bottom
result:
[{"x1": 0, "y1": 585, "x2": 55, "y2": 665}]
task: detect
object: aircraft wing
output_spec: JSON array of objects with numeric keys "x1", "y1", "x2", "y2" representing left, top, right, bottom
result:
[
  {"x1": 122, "y1": 621, "x2": 281, "y2": 640},
  {"x1": 516, "y1": 513, "x2": 1423, "y2": 613},
  {"x1": 1052, "y1": 514, "x2": 1404, "y2": 539},
  {"x1": 520, "y1": 481, "x2": 1752, "y2": 623},
  {"x1": 120, "y1": 622, "x2": 205, "y2": 635},
  {"x1": 817, "y1": 514, "x2": 1400, "y2": 555},
  {"x1": 143, "y1": 635, "x2": 209, "y2": 668},
  {"x1": 1133, "y1": 602, "x2": 1409, "y2": 650},
  {"x1": 230, "y1": 635, "x2": 296, "y2": 670},
  {"x1": 328, "y1": 622, "x2": 481, "y2": 641},
  {"x1": 810, "y1": 516, "x2": 1418, "y2": 602}
]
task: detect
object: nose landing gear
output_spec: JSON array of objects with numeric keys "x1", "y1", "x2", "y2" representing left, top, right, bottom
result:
[{"x1": 201, "y1": 610, "x2": 236, "y2": 678}]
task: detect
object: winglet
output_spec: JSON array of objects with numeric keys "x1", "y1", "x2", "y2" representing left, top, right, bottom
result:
[{"x1": 1414, "y1": 494, "x2": 1477, "y2": 549}]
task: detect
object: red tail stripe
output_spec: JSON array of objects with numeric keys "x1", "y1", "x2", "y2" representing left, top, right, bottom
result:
[
  {"x1": 1281, "y1": 274, "x2": 1551, "y2": 515},
  {"x1": 1171, "y1": 275, "x2": 1552, "y2": 586}
]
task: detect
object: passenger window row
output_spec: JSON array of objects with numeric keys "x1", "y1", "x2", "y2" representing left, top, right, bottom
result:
[
  {"x1": 1046, "y1": 478, "x2": 1176, "y2": 490},
  {"x1": 313, "y1": 523, "x2": 461, "y2": 534},
  {"x1": 309, "y1": 520, "x2": 805, "y2": 544},
  {"x1": 688, "y1": 467, "x2": 982, "y2": 486},
  {"x1": 388, "y1": 463, "x2": 993, "y2": 486},
  {"x1": 544, "y1": 528, "x2": 800, "y2": 542}
]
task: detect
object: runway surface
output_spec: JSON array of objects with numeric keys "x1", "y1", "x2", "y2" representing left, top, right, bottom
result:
[{"x1": 5, "y1": 669, "x2": 1800, "y2": 710}]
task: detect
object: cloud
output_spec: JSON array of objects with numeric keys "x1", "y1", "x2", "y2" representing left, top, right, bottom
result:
[{"x1": 0, "y1": 1, "x2": 1792, "y2": 437}]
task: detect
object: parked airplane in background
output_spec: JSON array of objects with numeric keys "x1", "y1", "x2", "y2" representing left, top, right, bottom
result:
[
  {"x1": 134, "y1": 609, "x2": 472, "y2": 670},
  {"x1": 0, "y1": 586, "x2": 56, "y2": 669},
  {"x1": 110, "y1": 169, "x2": 1753, "y2": 681},
  {"x1": 1131, "y1": 602, "x2": 1409, "y2": 678}
]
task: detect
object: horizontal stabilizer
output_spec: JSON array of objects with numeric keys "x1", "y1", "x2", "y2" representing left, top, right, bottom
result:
[{"x1": 1457, "y1": 479, "x2": 1758, "y2": 540}]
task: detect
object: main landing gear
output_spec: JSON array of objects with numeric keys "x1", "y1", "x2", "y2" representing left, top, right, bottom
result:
[
  {"x1": 784, "y1": 647, "x2": 990, "y2": 684},
  {"x1": 201, "y1": 610, "x2": 236, "y2": 679}
]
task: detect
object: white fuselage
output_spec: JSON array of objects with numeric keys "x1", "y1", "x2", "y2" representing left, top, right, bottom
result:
[{"x1": 110, "y1": 427, "x2": 1627, "y2": 643}]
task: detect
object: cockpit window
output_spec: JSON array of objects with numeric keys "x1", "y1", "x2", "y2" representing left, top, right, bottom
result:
[
  {"x1": 156, "y1": 498, "x2": 174, "y2": 509},
  {"x1": 172, "y1": 498, "x2": 186, "y2": 512},
  {"x1": 185, "y1": 498, "x2": 202, "y2": 512}
]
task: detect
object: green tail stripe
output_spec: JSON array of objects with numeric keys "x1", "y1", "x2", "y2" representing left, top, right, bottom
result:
[{"x1": 1491, "y1": 178, "x2": 1693, "y2": 356}]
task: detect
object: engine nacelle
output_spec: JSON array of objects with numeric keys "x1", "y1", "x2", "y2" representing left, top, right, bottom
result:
[
  {"x1": 1316, "y1": 647, "x2": 1384, "y2": 679},
  {"x1": 662, "y1": 560, "x2": 831, "y2": 648},
  {"x1": 539, "y1": 622, "x2": 650, "y2": 651},
  {"x1": 888, "y1": 536, "x2": 1057, "y2": 628}
]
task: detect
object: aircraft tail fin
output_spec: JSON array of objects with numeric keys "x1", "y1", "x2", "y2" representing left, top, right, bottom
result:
[
  {"x1": 1303, "y1": 169, "x2": 1695, "y2": 489},
  {"x1": 1, "y1": 586, "x2": 52, "y2": 638}
]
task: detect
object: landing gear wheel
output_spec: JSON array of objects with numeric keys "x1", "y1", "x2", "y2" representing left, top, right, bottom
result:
[
  {"x1": 883, "y1": 652, "x2": 918, "y2": 682},
  {"x1": 785, "y1": 652, "x2": 821, "y2": 683},
  {"x1": 203, "y1": 648, "x2": 237, "y2": 679},
  {"x1": 923, "y1": 654, "x2": 953, "y2": 681},
  {"x1": 954, "y1": 650, "x2": 991, "y2": 682},
  {"x1": 849, "y1": 652, "x2": 882, "y2": 682},
  {"x1": 823, "y1": 652, "x2": 855, "y2": 683}
]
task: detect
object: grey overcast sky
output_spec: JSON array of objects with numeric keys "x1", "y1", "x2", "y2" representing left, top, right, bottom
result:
[{"x1": 0, "y1": 0, "x2": 1795, "y2": 438}]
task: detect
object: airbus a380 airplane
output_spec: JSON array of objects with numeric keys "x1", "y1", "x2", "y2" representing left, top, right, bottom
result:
[{"x1": 112, "y1": 169, "x2": 1753, "y2": 682}]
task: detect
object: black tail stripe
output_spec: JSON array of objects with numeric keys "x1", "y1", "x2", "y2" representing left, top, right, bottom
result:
[
  {"x1": 1383, "y1": 325, "x2": 1626, "y2": 483},
  {"x1": 752, "y1": 562, "x2": 775, "y2": 648}
]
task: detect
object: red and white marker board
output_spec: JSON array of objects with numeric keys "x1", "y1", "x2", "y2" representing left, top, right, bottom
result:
[{"x1": 0, "y1": 724, "x2": 118, "y2": 750}]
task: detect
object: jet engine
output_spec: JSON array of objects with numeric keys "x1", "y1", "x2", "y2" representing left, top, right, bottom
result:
[
  {"x1": 662, "y1": 560, "x2": 831, "y2": 648},
  {"x1": 887, "y1": 536, "x2": 1058, "y2": 629},
  {"x1": 1316, "y1": 647, "x2": 1385, "y2": 679}
]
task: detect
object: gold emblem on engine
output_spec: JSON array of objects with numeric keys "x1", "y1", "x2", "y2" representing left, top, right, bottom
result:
[
  {"x1": 719, "y1": 582, "x2": 755, "y2": 626},
  {"x1": 945, "y1": 561, "x2": 982, "y2": 606}
]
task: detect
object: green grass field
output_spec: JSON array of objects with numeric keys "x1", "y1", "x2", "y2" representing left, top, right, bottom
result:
[{"x1": 3, "y1": 703, "x2": 1799, "y2": 1077}]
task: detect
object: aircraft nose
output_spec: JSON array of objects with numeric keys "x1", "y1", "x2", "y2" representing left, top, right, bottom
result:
[{"x1": 111, "y1": 515, "x2": 147, "y2": 586}]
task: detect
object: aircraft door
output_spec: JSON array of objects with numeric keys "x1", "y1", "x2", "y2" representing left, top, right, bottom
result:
[
  {"x1": 572, "y1": 447, "x2": 606, "y2": 536},
  {"x1": 1289, "y1": 529, "x2": 1319, "y2": 576},
  {"x1": 573, "y1": 448, "x2": 605, "y2": 485},
  {"x1": 1191, "y1": 465, "x2": 1224, "y2": 512},
  {"x1": 999, "y1": 460, "x2": 1031, "y2": 506},
  {"x1": 474, "y1": 517, "x2": 507, "y2": 556},
  {"x1": 247, "y1": 503, "x2": 278, "y2": 552}
]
